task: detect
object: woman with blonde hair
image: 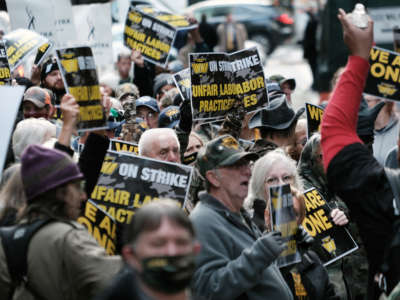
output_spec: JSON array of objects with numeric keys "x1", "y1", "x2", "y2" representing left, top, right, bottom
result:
[{"x1": 244, "y1": 149, "x2": 304, "y2": 231}]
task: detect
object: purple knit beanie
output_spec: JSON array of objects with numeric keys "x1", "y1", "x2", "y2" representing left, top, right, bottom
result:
[{"x1": 21, "y1": 144, "x2": 83, "y2": 201}]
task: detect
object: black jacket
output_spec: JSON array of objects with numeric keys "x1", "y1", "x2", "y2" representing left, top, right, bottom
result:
[{"x1": 327, "y1": 143, "x2": 400, "y2": 296}]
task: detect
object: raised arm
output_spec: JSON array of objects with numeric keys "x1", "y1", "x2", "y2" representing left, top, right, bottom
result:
[{"x1": 321, "y1": 8, "x2": 373, "y2": 169}]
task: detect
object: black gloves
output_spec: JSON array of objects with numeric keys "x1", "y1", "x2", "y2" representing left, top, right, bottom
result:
[{"x1": 261, "y1": 231, "x2": 287, "y2": 258}]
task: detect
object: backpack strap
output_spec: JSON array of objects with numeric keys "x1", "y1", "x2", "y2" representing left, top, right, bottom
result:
[{"x1": 0, "y1": 218, "x2": 55, "y2": 294}]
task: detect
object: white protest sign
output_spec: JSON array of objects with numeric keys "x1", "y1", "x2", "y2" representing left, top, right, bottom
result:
[
  {"x1": 0, "y1": 86, "x2": 25, "y2": 179},
  {"x1": 6, "y1": 0, "x2": 55, "y2": 40},
  {"x1": 73, "y1": 3, "x2": 113, "y2": 70},
  {"x1": 51, "y1": 0, "x2": 77, "y2": 48},
  {"x1": 6, "y1": 0, "x2": 77, "y2": 48}
]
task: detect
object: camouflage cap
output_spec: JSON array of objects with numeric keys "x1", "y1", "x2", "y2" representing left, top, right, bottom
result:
[
  {"x1": 116, "y1": 83, "x2": 140, "y2": 101},
  {"x1": 196, "y1": 135, "x2": 258, "y2": 177}
]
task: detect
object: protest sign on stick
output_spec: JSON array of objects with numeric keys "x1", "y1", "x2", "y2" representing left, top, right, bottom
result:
[
  {"x1": 6, "y1": 0, "x2": 76, "y2": 48},
  {"x1": 173, "y1": 68, "x2": 191, "y2": 102},
  {"x1": 365, "y1": 46, "x2": 400, "y2": 102},
  {"x1": 124, "y1": 5, "x2": 195, "y2": 67},
  {"x1": 109, "y1": 139, "x2": 138, "y2": 155},
  {"x1": 34, "y1": 42, "x2": 53, "y2": 66},
  {"x1": 72, "y1": 3, "x2": 113, "y2": 69},
  {"x1": 190, "y1": 47, "x2": 268, "y2": 121},
  {"x1": 305, "y1": 103, "x2": 324, "y2": 139},
  {"x1": 3, "y1": 29, "x2": 49, "y2": 71},
  {"x1": 302, "y1": 188, "x2": 358, "y2": 266},
  {"x1": 56, "y1": 46, "x2": 107, "y2": 132},
  {"x1": 269, "y1": 184, "x2": 301, "y2": 268},
  {"x1": 91, "y1": 151, "x2": 193, "y2": 225}
]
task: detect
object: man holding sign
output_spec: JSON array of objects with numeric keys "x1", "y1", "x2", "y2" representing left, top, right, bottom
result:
[{"x1": 190, "y1": 135, "x2": 293, "y2": 300}]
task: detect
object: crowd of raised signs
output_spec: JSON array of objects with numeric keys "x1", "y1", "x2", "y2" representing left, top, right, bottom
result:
[{"x1": 0, "y1": 2, "x2": 400, "y2": 300}]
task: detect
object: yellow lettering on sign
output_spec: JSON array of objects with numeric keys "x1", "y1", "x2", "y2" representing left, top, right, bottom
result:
[
  {"x1": 69, "y1": 85, "x2": 101, "y2": 101},
  {"x1": 124, "y1": 26, "x2": 146, "y2": 42},
  {"x1": 132, "y1": 193, "x2": 159, "y2": 209},
  {"x1": 61, "y1": 58, "x2": 78, "y2": 73},
  {"x1": 85, "y1": 201, "x2": 97, "y2": 222},
  {"x1": 100, "y1": 162, "x2": 118, "y2": 175},
  {"x1": 114, "y1": 142, "x2": 138, "y2": 153},
  {"x1": 379, "y1": 51, "x2": 389, "y2": 64},
  {"x1": 392, "y1": 55, "x2": 400, "y2": 67},
  {"x1": 79, "y1": 105, "x2": 104, "y2": 121},
  {"x1": 192, "y1": 62, "x2": 208, "y2": 74},
  {"x1": 198, "y1": 99, "x2": 235, "y2": 112},
  {"x1": 370, "y1": 48, "x2": 380, "y2": 61},
  {"x1": 307, "y1": 104, "x2": 324, "y2": 121},
  {"x1": 98, "y1": 204, "x2": 135, "y2": 224},
  {"x1": 128, "y1": 11, "x2": 142, "y2": 23},
  {"x1": 0, "y1": 67, "x2": 10, "y2": 79},
  {"x1": 125, "y1": 37, "x2": 162, "y2": 60},
  {"x1": 244, "y1": 94, "x2": 257, "y2": 107},
  {"x1": 91, "y1": 185, "x2": 130, "y2": 205},
  {"x1": 302, "y1": 208, "x2": 333, "y2": 237}
]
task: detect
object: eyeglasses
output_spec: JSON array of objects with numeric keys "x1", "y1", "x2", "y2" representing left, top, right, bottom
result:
[
  {"x1": 265, "y1": 174, "x2": 294, "y2": 186},
  {"x1": 138, "y1": 111, "x2": 157, "y2": 120}
]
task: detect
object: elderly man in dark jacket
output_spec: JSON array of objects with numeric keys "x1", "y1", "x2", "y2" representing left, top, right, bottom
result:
[{"x1": 190, "y1": 135, "x2": 293, "y2": 300}]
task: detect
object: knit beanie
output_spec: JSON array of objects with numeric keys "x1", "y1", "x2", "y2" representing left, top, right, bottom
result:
[
  {"x1": 40, "y1": 57, "x2": 59, "y2": 82},
  {"x1": 21, "y1": 145, "x2": 83, "y2": 201},
  {"x1": 153, "y1": 73, "x2": 174, "y2": 97}
]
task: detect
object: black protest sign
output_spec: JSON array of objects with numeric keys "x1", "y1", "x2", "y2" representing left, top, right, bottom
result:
[
  {"x1": 34, "y1": 42, "x2": 53, "y2": 65},
  {"x1": 302, "y1": 188, "x2": 358, "y2": 266},
  {"x1": 3, "y1": 29, "x2": 49, "y2": 70},
  {"x1": 109, "y1": 139, "x2": 138, "y2": 155},
  {"x1": 394, "y1": 27, "x2": 400, "y2": 54},
  {"x1": 365, "y1": 46, "x2": 400, "y2": 102},
  {"x1": 56, "y1": 47, "x2": 107, "y2": 131},
  {"x1": 190, "y1": 47, "x2": 268, "y2": 121},
  {"x1": 305, "y1": 103, "x2": 324, "y2": 139},
  {"x1": 90, "y1": 151, "x2": 193, "y2": 225},
  {"x1": 0, "y1": 41, "x2": 11, "y2": 85},
  {"x1": 124, "y1": 6, "x2": 183, "y2": 67},
  {"x1": 173, "y1": 68, "x2": 191, "y2": 102},
  {"x1": 77, "y1": 200, "x2": 117, "y2": 255},
  {"x1": 139, "y1": 6, "x2": 196, "y2": 30},
  {"x1": 269, "y1": 184, "x2": 301, "y2": 268}
]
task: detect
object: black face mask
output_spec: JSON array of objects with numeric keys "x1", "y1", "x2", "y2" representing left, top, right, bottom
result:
[{"x1": 139, "y1": 254, "x2": 196, "y2": 294}]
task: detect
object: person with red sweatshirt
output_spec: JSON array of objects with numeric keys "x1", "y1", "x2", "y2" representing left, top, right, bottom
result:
[{"x1": 321, "y1": 8, "x2": 400, "y2": 299}]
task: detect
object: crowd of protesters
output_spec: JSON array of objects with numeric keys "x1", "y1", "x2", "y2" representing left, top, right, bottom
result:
[{"x1": 0, "y1": 4, "x2": 400, "y2": 300}]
